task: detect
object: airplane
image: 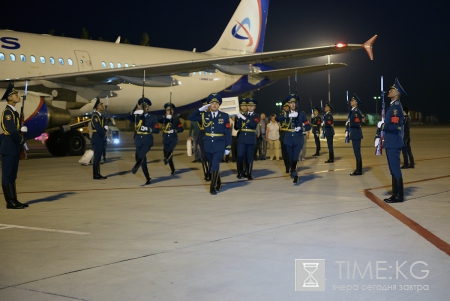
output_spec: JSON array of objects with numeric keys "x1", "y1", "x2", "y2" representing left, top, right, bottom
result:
[{"x1": 0, "y1": 0, "x2": 376, "y2": 156}]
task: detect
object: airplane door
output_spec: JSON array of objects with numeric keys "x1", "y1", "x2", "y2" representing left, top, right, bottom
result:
[{"x1": 74, "y1": 51, "x2": 93, "y2": 72}]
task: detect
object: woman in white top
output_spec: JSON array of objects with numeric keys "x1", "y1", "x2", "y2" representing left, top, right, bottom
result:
[{"x1": 265, "y1": 114, "x2": 281, "y2": 160}]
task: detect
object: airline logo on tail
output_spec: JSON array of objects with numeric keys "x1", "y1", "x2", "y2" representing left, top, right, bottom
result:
[{"x1": 231, "y1": 18, "x2": 253, "y2": 46}]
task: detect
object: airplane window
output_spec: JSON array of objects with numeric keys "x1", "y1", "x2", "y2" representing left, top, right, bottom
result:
[
  {"x1": 20, "y1": 55, "x2": 26, "y2": 62},
  {"x1": 0, "y1": 53, "x2": 4, "y2": 60},
  {"x1": 124, "y1": 63, "x2": 129, "y2": 67},
  {"x1": 109, "y1": 62, "x2": 114, "y2": 68},
  {"x1": 132, "y1": 64, "x2": 136, "y2": 67},
  {"x1": 30, "y1": 55, "x2": 36, "y2": 63},
  {"x1": 117, "y1": 63, "x2": 122, "y2": 68},
  {"x1": 102, "y1": 61, "x2": 106, "y2": 68},
  {"x1": 10, "y1": 53, "x2": 16, "y2": 61},
  {"x1": 40, "y1": 56, "x2": 46, "y2": 63},
  {"x1": 68, "y1": 58, "x2": 73, "y2": 66},
  {"x1": 50, "y1": 57, "x2": 55, "y2": 64},
  {"x1": 59, "y1": 58, "x2": 64, "y2": 65}
]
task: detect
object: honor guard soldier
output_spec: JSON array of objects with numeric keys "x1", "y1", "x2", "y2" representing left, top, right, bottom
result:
[
  {"x1": 311, "y1": 106, "x2": 322, "y2": 156},
  {"x1": 322, "y1": 102, "x2": 335, "y2": 163},
  {"x1": 348, "y1": 94, "x2": 364, "y2": 175},
  {"x1": 234, "y1": 98, "x2": 248, "y2": 176},
  {"x1": 158, "y1": 103, "x2": 184, "y2": 175},
  {"x1": 1, "y1": 82, "x2": 29, "y2": 209},
  {"x1": 131, "y1": 98, "x2": 160, "y2": 184},
  {"x1": 377, "y1": 78, "x2": 406, "y2": 203},
  {"x1": 401, "y1": 106, "x2": 415, "y2": 169},
  {"x1": 188, "y1": 93, "x2": 231, "y2": 195},
  {"x1": 235, "y1": 98, "x2": 260, "y2": 180},
  {"x1": 276, "y1": 94, "x2": 311, "y2": 183},
  {"x1": 279, "y1": 102, "x2": 291, "y2": 173},
  {"x1": 197, "y1": 99, "x2": 211, "y2": 181},
  {"x1": 91, "y1": 98, "x2": 108, "y2": 179}
]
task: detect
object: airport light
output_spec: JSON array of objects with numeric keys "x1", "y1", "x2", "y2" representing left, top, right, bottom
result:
[
  {"x1": 374, "y1": 96, "x2": 381, "y2": 119},
  {"x1": 276, "y1": 102, "x2": 282, "y2": 111}
]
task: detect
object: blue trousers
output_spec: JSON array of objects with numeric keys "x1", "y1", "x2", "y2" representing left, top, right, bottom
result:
[
  {"x1": 237, "y1": 142, "x2": 256, "y2": 163},
  {"x1": 351, "y1": 139, "x2": 361, "y2": 159},
  {"x1": 386, "y1": 148, "x2": 402, "y2": 179},
  {"x1": 207, "y1": 151, "x2": 223, "y2": 172},
  {"x1": 1, "y1": 155, "x2": 19, "y2": 185}
]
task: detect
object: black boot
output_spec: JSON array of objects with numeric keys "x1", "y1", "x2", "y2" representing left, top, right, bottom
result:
[
  {"x1": 313, "y1": 152, "x2": 320, "y2": 156},
  {"x1": 2, "y1": 184, "x2": 24, "y2": 209},
  {"x1": 350, "y1": 158, "x2": 362, "y2": 176},
  {"x1": 386, "y1": 178, "x2": 404, "y2": 203},
  {"x1": 202, "y1": 160, "x2": 209, "y2": 181},
  {"x1": 246, "y1": 163, "x2": 253, "y2": 180},
  {"x1": 142, "y1": 166, "x2": 151, "y2": 185},
  {"x1": 384, "y1": 176, "x2": 397, "y2": 202},
  {"x1": 237, "y1": 162, "x2": 244, "y2": 179},
  {"x1": 169, "y1": 160, "x2": 175, "y2": 175},
  {"x1": 210, "y1": 171, "x2": 218, "y2": 195},
  {"x1": 325, "y1": 150, "x2": 334, "y2": 163},
  {"x1": 94, "y1": 163, "x2": 107, "y2": 179},
  {"x1": 132, "y1": 158, "x2": 143, "y2": 174},
  {"x1": 215, "y1": 173, "x2": 222, "y2": 191},
  {"x1": 290, "y1": 161, "x2": 299, "y2": 183},
  {"x1": 284, "y1": 158, "x2": 290, "y2": 173},
  {"x1": 11, "y1": 182, "x2": 28, "y2": 207}
]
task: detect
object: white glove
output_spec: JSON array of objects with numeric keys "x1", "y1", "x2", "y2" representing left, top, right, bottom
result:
[
  {"x1": 321, "y1": 122, "x2": 324, "y2": 127},
  {"x1": 199, "y1": 104, "x2": 210, "y2": 112},
  {"x1": 166, "y1": 115, "x2": 172, "y2": 119},
  {"x1": 289, "y1": 112, "x2": 298, "y2": 118},
  {"x1": 224, "y1": 150, "x2": 230, "y2": 155},
  {"x1": 140, "y1": 126, "x2": 148, "y2": 131},
  {"x1": 168, "y1": 129, "x2": 174, "y2": 134},
  {"x1": 374, "y1": 138, "x2": 380, "y2": 147},
  {"x1": 377, "y1": 121, "x2": 384, "y2": 128},
  {"x1": 237, "y1": 113, "x2": 247, "y2": 120},
  {"x1": 345, "y1": 131, "x2": 348, "y2": 138},
  {"x1": 294, "y1": 127, "x2": 301, "y2": 132},
  {"x1": 345, "y1": 120, "x2": 350, "y2": 126},
  {"x1": 134, "y1": 109, "x2": 143, "y2": 115},
  {"x1": 20, "y1": 126, "x2": 28, "y2": 132},
  {"x1": 104, "y1": 126, "x2": 109, "y2": 130},
  {"x1": 311, "y1": 113, "x2": 315, "y2": 118}
]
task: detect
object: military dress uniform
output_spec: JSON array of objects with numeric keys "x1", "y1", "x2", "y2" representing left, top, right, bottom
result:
[
  {"x1": 90, "y1": 99, "x2": 108, "y2": 180},
  {"x1": 276, "y1": 94, "x2": 311, "y2": 183},
  {"x1": 188, "y1": 93, "x2": 231, "y2": 195},
  {"x1": 349, "y1": 94, "x2": 364, "y2": 175},
  {"x1": 131, "y1": 98, "x2": 160, "y2": 184},
  {"x1": 1, "y1": 83, "x2": 28, "y2": 209},
  {"x1": 401, "y1": 106, "x2": 414, "y2": 169},
  {"x1": 323, "y1": 103, "x2": 335, "y2": 163},
  {"x1": 197, "y1": 100, "x2": 211, "y2": 181},
  {"x1": 235, "y1": 98, "x2": 260, "y2": 180},
  {"x1": 311, "y1": 107, "x2": 322, "y2": 156},
  {"x1": 158, "y1": 103, "x2": 184, "y2": 175},
  {"x1": 279, "y1": 103, "x2": 290, "y2": 173},
  {"x1": 380, "y1": 78, "x2": 406, "y2": 203}
]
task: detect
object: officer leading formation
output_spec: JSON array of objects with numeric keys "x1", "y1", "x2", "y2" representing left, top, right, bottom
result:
[
  {"x1": 377, "y1": 78, "x2": 406, "y2": 203},
  {"x1": 1, "y1": 82, "x2": 29, "y2": 209},
  {"x1": 188, "y1": 93, "x2": 231, "y2": 195}
]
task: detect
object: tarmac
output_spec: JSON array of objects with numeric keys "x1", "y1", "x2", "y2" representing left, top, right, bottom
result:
[{"x1": 1, "y1": 125, "x2": 449, "y2": 301}]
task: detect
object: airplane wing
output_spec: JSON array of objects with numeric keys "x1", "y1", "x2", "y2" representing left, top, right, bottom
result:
[
  {"x1": 13, "y1": 36, "x2": 376, "y2": 86},
  {"x1": 251, "y1": 63, "x2": 347, "y2": 81}
]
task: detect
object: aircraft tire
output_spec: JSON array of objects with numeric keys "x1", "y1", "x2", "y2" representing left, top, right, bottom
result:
[
  {"x1": 45, "y1": 130, "x2": 68, "y2": 156},
  {"x1": 64, "y1": 130, "x2": 86, "y2": 156}
]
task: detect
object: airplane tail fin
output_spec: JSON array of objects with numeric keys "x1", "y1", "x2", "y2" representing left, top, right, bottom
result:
[{"x1": 205, "y1": 0, "x2": 269, "y2": 56}]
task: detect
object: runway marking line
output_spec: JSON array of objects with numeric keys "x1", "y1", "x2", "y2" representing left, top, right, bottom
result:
[
  {"x1": 362, "y1": 174, "x2": 450, "y2": 257},
  {"x1": 0, "y1": 223, "x2": 90, "y2": 235}
]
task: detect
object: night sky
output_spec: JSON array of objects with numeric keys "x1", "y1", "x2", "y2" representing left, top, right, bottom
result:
[{"x1": 1, "y1": 0, "x2": 448, "y2": 121}]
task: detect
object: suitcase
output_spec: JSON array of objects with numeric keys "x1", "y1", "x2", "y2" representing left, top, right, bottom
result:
[{"x1": 79, "y1": 150, "x2": 94, "y2": 165}]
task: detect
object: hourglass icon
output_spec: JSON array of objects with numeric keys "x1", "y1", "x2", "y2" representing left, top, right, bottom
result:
[{"x1": 302, "y1": 262, "x2": 319, "y2": 287}]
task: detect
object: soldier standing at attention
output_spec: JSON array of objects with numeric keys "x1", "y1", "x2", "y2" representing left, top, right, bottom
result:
[
  {"x1": 91, "y1": 98, "x2": 108, "y2": 180},
  {"x1": 158, "y1": 103, "x2": 184, "y2": 175},
  {"x1": 235, "y1": 98, "x2": 260, "y2": 180},
  {"x1": 276, "y1": 94, "x2": 311, "y2": 184},
  {"x1": 377, "y1": 78, "x2": 406, "y2": 203},
  {"x1": 311, "y1": 106, "x2": 322, "y2": 157},
  {"x1": 401, "y1": 106, "x2": 415, "y2": 169},
  {"x1": 188, "y1": 93, "x2": 231, "y2": 195},
  {"x1": 323, "y1": 103, "x2": 335, "y2": 163},
  {"x1": 1, "y1": 83, "x2": 28, "y2": 209},
  {"x1": 279, "y1": 102, "x2": 290, "y2": 173},
  {"x1": 131, "y1": 98, "x2": 160, "y2": 185},
  {"x1": 348, "y1": 94, "x2": 364, "y2": 175}
]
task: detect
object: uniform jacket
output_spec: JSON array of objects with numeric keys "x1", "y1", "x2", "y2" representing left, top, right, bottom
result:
[
  {"x1": 0, "y1": 105, "x2": 24, "y2": 156},
  {"x1": 382, "y1": 100, "x2": 404, "y2": 149},
  {"x1": 235, "y1": 112, "x2": 260, "y2": 144},
  {"x1": 349, "y1": 107, "x2": 363, "y2": 140},
  {"x1": 90, "y1": 111, "x2": 106, "y2": 144},
  {"x1": 188, "y1": 110, "x2": 231, "y2": 153},
  {"x1": 403, "y1": 114, "x2": 411, "y2": 140},
  {"x1": 134, "y1": 113, "x2": 160, "y2": 146},
  {"x1": 158, "y1": 115, "x2": 184, "y2": 144},
  {"x1": 276, "y1": 110, "x2": 311, "y2": 145},
  {"x1": 323, "y1": 112, "x2": 335, "y2": 137},
  {"x1": 311, "y1": 115, "x2": 322, "y2": 135}
]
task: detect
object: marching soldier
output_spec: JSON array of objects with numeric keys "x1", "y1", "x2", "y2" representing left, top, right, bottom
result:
[
  {"x1": 348, "y1": 94, "x2": 364, "y2": 175},
  {"x1": 235, "y1": 98, "x2": 248, "y2": 176},
  {"x1": 188, "y1": 93, "x2": 231, "y2": 195},
  {"x1": 1, "y1": 82, "x2": 28, "y2": 209},
  {"x1": 276, "y1": 94, "x2": 311, "y2": 183},
  {"x1": 131, "y1": 98, "x2": 160, "y2": 184},
  {"x1": 91, "y1": 98, "x2": 108, "y2": 180},
  {"x1": 197, "y1": 99, "x2": 211, "y2": 181},
  {"x1": 311, "y1": 106, "x2": 322, "y2": 156},
  {"x1": 235, "y1": 98, "x2": 260, "y2": 180},
  {"x1": 377, "y1": 78, "x2": 406, "y2": 203},
  {"x1": 279, "y1": 102, "x2": 290, "y2": 173},
  {"x1": 158, "y1": 103, "x2": 184, "y2": 175},
  {"x1": 323, "y1": 103, "x2": 335, "y2": 163}
]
